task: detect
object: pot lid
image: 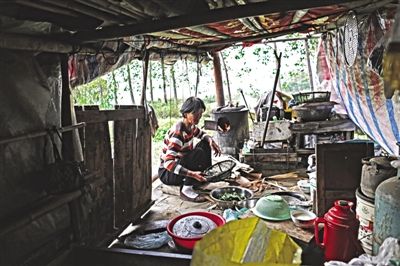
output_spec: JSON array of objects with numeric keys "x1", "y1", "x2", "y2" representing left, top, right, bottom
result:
[
  {"x1": 369, "y1": 156, "x2": 397, "y2": 169},
  {"x1": 172, "y1": 215, "x2": 217, "y2": 239}
]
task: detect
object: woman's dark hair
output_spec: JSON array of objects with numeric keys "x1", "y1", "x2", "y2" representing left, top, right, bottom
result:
[{"x1": 180, "y1": 97, "x2": 206, "y2": 117}]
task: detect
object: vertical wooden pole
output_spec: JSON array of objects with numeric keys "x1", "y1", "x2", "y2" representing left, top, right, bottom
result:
[
  {"x1": 140, "y1": 51, "x2": 150, "y2": 106},
  {"x1": 149, "y1": 61, "x2": 154, "y2": 102},
  {"x1": 170, "y1": 64, "x2": 177, "y2": 101},
  {"x1": 261, "y1": 51, "x2": 282, "y2": 147},
  {"x1": 273, "y1": 42, "x2": 282, "y2": 90},
  {"x1": 161, "y1": 54, "x2": 167, "y2": 104},
  {"x1": 126, "y1": 64, "x2": 135, "y2": 104},
  {"x1": 221, "y1": 52, "x2": 232, "y2": 104},
  {"x1": 61, "y1": 54, "x2": 74, "y2": 160},
  {"x1": 304, "y1": 39, "x2": 314, "y2": 91},
  {"x1": 211, "y1": 51, "x2": 225, "y2": 107}
]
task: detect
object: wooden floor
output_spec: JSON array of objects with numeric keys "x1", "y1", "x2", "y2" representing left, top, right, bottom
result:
[
  {"x1": 58, "y1": 175, "x2": 322, "y2": 266},
  {"x1": 109, "y1": 173, "x2": 315, "y2": 250}
]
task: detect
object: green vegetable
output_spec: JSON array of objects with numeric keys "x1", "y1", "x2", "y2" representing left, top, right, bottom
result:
[{"x1": 219, "y1": 192, "x2": 245, "y2": 201}]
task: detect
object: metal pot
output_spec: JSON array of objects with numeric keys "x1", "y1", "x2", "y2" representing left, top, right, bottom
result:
[
  {"x1": 360, "y1": 156, "x2": 397, "y2": 199},
  {"x1": 166, "y1": 211, "x2": 225, "y2": 250},
  {"x1": 237, "y1": 198, "x2": 259, "y2": 209},
  {"x1": 210, "y1": 186, "x2": 253, "y2": 209},
  {"x1": 292, "y1": 102, "x2": 335, "y2": 122}
]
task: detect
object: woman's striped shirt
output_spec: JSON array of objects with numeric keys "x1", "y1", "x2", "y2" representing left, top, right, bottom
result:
[{"x1": 160, "y1": 120, "x2": 209, "y2": 177}]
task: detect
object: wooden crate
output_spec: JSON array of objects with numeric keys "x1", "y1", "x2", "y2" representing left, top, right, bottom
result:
[
  {"x1": 243, "y1": 152, "x2": 299, "y2": 176},
  {"x1": 252, "y1": 120, "x2": 292, "y2": 142}
]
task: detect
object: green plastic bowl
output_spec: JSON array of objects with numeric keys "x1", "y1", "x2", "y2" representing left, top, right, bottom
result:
[{"x1": 252, "y1": 195, "x2": 290, "y2": 221}]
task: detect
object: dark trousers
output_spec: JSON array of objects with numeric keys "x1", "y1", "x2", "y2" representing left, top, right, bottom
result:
[{"x1": 158, "y1": 139, "x2": 211, "y2": 187}]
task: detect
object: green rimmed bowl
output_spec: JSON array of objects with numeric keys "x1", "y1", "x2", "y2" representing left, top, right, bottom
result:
[{"x1": 252, "y1": 195, "x2": 290, "y2": 221}]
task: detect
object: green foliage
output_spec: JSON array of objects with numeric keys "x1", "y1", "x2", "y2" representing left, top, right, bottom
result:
[
  {"x1": 234, "y1": 47, "x2": 246, "y2": 60},
  {"x1": 252, "y1": 45, "x2": 273, "y2": 65},
  {"x1": 203, "y1": 95, "x2": 215, "y2": 104},
  {"x1": 72, "y1": 35, "x2": 320, "y2": 112},
  {"x1": 247, "y1": 84, "x2": 261, "y2": 99},
  {"x1": 153, "y1": 119, "x2": 173, "y2": 142},
  {"x1": 150, "y1": 97, "x2": 214, "y2": 120},
  {"x1": 281, "y1": 70, "x2": 310, "y2": 93},
  {"x1": 151, "y1": 99, "x2": 182, "y2": 119},
  {"x1": 73, "y1": 77, "x2": 115, "y2": 109}
]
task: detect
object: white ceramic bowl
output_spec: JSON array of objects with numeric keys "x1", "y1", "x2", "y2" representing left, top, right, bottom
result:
[{"x1": 290, "y1": 209, "x2": 316, "y2": 229}]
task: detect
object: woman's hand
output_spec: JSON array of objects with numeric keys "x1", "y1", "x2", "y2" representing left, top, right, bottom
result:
[
  {"x1": 188, "y1": 170, "x2": 207, "y2": 182},
  {"x1": 208, "y1": 138, "x2": 222, "y2": 156}
]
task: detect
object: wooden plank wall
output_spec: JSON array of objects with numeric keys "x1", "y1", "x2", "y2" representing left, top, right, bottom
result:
[
  {"x1": 113, "y1": 105, "x2": 152, "y2": 228},
  {"x1": 75, "y1": 105, "x2": 152, "y2": 233},
  {"x1": 75, "y1": 106, "x2": 114, "y2": 245}
]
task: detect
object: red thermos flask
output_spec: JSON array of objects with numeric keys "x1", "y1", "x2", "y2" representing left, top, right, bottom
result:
[{"x1": 314, "y1": 200, "x2": 362, "y2": 262}]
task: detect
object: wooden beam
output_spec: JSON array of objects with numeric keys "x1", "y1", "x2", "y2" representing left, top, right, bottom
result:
[
  {"x1": 264, "y1": 36, "x2": 320, "y2": 43},
  {"x1": 199, "y1": 25, "x2": 310, "y2": 48},
  {"x1": 16, "y1": 0, "x2": 83, "y2": 18},
  {"x1": 39, "y1": 0, "x2": 123, "y2": 24},
  {"x1": 243, "y1": 153, "x2": 298, "y2": 163},
  {"x1": 71, "y1": 0, "x2": 364, "y2": 42},
  {"x1": 0, "y1": 32, "x2": 96, "y2": 54},
  {"x1": 0, "y1": 3, "x2": 102, "y2": 30},
  {"x1": 0, "y1": 123, "x2": 86, "y2": 146},
  {"x1": 75, "y1": 108, "x2": 145, "y2": 124},
  {"x1": 290, "y1": 119, "x2": 356, "y2": 134}
]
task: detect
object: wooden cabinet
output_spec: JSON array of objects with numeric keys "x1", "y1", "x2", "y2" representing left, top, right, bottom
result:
[{"x1": 315, "y1": 142, "x2": 374, "y2": 216}]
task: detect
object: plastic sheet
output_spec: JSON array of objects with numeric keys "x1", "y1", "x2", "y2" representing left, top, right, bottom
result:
[
  {"x1": 325, "y1": 237, "x2": 400, "y2": 266},
  {"x1": 124, "y1": 231, "x2": 171, "y2": 250},
  {"x1": 0, "y1": 50, "x2": 61, "y2": 220},
  {"x1": 192, "y1": 217, "x2": 302, "y2": 266}
]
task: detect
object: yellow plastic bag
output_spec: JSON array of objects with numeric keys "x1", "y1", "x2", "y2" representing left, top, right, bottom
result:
[{"x1": 192, "y1": 217, "x2": 301, "y2": 266}]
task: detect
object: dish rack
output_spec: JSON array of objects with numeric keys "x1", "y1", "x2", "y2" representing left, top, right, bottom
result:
[{"x1": 292, "y1": 91, "x2": 331, "y2": 104}]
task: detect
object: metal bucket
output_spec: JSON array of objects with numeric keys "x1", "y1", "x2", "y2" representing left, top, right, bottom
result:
[
  {"x1": 355, "y1": 188, "x2": 374, "y2": 255},
  {"x1": 360, "y1": 156, "x2": 397, "y2": 199}
]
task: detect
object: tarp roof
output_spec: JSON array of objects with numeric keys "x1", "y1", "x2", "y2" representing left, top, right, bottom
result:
[{"x1": 0, "y1": 0, "x2": 394, "y2": 55}]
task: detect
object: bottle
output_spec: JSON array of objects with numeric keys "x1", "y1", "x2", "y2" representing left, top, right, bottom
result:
[{"x1": 243, "y1": 139, "x2": 249, "y2": 154}]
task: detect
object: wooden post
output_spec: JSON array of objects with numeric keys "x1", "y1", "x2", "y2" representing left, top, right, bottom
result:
[
  {"x1": 61, "y1": 54, "x2": 74, "y2": 161},
  {"x1": 211, "y1": 51, "x2": 225, "y2": 107},
  {"x1": 221, "y1": 53, "x2": 232, "y2": 104},
  {"x1": 273, "y1": 42, "x2": 282, "y2": 90},
  {"x1": 304, "y1": 39, "x2": 314, "y2": 91},
  {"x1": 261, "y1": 51, "x2": 282, "y2": 147},
  {"x1": 140, "y1": 51, "x2": 150, "y2": 106}
]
